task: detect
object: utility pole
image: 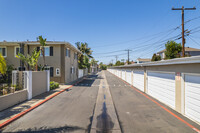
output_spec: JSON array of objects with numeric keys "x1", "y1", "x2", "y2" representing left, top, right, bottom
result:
[
  {"x1": 115, "y1": 55, "x2": 118, "y2": 63},
  {"x1": 172, "y1": 6, "x2": 196, "y2": 57},
  {"x1": 125, "y1": 49, "x2": 132, "y2": 64}
]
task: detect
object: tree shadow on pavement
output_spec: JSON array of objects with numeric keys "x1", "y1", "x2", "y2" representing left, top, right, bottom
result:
[
  {"x1": 74, "y1": 75, "x2": 102, "y2": 87},
  {"x1": 9, "y1": 125, "x2": 85, "y2": 133}
]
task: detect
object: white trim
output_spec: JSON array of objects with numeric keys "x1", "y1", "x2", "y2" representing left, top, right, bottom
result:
[
  {"x1": 181, "y1": 73, "x2": 185, "y2": 114},
  {"x1": 14, "y1": 46, "x2": 20, "y2": 57},
  {"x1": 0, "y1": 46, "x2": 7, "y2": 57},
  {"x1": 26, "y1": 71, "x2": 32, "y2": 100},
  {"x1": 46, "y1": 70, "x2": 50, "y2": 92},
  {"x1": 56, "y1": 68, "x2": 60, "y2": 76}
]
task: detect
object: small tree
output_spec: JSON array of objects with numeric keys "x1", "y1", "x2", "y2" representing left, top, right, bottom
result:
[
  {"x1": 151, "y1": 54, "x2": 161, "y2": 61},
  {"x1": 0, "y1": 54, "x2": 7, "y2": 74},
  {"x1": 16, "y1": 48, "x2": 41, "y2": 71},
  {"x1": 165, "y1": 41, "x2": 182, "y2": 59},
  {"x1": 99, "y1": 62, "x2": 107, "y2": 70}
]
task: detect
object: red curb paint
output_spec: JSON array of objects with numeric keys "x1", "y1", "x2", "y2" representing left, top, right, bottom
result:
[
  {"x1": 108, "y1": 71, "x2": 200, "y2": 133},
  {"x1": 0, "y1": 77, "x2": 85, "y2": 129}
]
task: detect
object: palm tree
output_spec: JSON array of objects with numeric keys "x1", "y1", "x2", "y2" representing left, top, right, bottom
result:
[
  {"x1": 38, "y1": 35, "x2": 47, "y2": 66},
  {"x1": 76, "y1": 42, "x2": 93, "y2": 58},
  {"x1": 90, "y1": 58, "x2": 98, "y2": 66},
  {"x1": 76, "y1": 42, "x2": 93, "y2": 69},
  {"x1": 0, "y1": 54, "x2": 7, "y2": 74}
]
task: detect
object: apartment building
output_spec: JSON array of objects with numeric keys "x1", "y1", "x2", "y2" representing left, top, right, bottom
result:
[{"x1": 0, "y1": 41, "x2": 81, "y2": 84}]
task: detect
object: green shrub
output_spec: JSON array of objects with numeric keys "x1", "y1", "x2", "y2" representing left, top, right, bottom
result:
[{"x1": 50, "y1": 81, "x2": 59, "y2": 90}]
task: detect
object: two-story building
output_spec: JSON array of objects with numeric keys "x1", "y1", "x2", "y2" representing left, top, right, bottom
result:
[
  {"x1": 0, "y1": 41, "x2": 81, "y2": 84},
  {"x1": 157, "y1": 47, "x2": 200, "y2": 60}
]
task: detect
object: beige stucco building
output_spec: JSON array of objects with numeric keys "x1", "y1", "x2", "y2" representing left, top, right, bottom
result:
[{"x1": 0, "y1": 41, "x2": 81, "y2": 84}]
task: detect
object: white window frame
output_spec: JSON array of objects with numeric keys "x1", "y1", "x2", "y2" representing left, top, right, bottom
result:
[
  {"x1": 0, "y1": 46, "x2": 7, "y2": 57},
  {"x1": 40, "y1": 46, "x2": 50, "y2": 56},
  {"x1": 68, "y1": 48, "x2": 70, "y2": 57},
  {"x1": 14, "y1": 46, "x2": 20, "y2": 57},
  {"x1": 56, "y1": 68, "x2": 60, "y2": 76},
  {"x1": 66, "y1": 48, "x2": 70, "y2": 57}
]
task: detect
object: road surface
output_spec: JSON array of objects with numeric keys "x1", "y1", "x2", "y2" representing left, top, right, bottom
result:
[{"x1": 1, "y1": 71, "x2": 200, "y2": 133}]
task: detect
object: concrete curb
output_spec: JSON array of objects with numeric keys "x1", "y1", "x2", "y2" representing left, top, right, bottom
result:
[
  {"x1": 107, "y1": 71, "x2": 200, "y2": 133},
  {"x1": 0, "y1": 76, "x2": 86, "y2": 130}
]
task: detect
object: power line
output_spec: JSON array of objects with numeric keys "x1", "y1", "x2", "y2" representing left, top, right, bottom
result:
[
  {"x1": 187, "y1": 36, "x2": 200, "y2": 47},
  {"x1": 93, "y1": 33, "x2": 182, "y2": 56},
  {"x1": 94, "y1": 34, "x2": 181, "y2": 59},
  {"x1": 92, "y1": 25, "x2": 182, "y2": 49}
]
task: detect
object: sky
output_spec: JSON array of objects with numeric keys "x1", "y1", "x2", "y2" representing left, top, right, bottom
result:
[{"x1": 0, "y1": 0, "x2": 200, "y2": 64}]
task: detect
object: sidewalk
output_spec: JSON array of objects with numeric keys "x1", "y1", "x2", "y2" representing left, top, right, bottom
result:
[{"x1": 0, "y1": 85, "x2": 71, "y2": 125}]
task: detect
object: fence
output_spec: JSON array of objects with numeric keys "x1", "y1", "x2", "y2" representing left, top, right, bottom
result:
[
  {"x1": 78, "y1": 69, "x2": 84, "y2": 78},
  {"x1": 78, "y1": 68, "x2": 88, "y2": 79},
  {"x1": 108, "y1": 56, "x2": 200, "y2": 124},
  {"x1": 0, "y1": 70, "x2": 50, "y2": 111}
]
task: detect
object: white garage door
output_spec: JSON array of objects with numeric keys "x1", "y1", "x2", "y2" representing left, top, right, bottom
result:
[
  {"x1": 133, "y1": 71, "x2": 144, "y2": 92},
  {"x1": 185, "y1": 74, "x2": 200, "y2": 123},
  {"x1": 114, "y1": 70, "x2": 117, "y2": 75},
  {"x1": 122, "y1": 70, "x2": 126, "y2": 81},
  {"x1": 126, "y1": 70, "x2": 132, "y2": 84},
  {"x1": 147, "y1": 72, "x2": 175, "y2": 109},
  {"x1": 117, "y1": 70, "x2": 120, "y2": 77}
]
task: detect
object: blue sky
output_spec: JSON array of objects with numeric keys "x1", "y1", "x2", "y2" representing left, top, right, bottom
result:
[{"x1": 0, "y1": 0, "x2": 200, "y2": 64}]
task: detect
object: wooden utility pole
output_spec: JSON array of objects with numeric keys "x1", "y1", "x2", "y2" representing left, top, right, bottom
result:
[
  {"x1": 172, "y1": 6, "x2": 196, "y2": 57},
  {"x1": 125, "y1": 49, "x2": 132, "y2": 64},
  {"x1": 115, "y1": 55, "x2": 118, "y2": 63}
]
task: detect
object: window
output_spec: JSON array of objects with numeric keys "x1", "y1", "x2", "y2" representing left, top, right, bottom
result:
[
  {"x1": 66, "y1": 49, "x2": 68, "y2": 56},
  {"x1": 14, "y1": 47, "x2": 20, "y2": 57},
  {"x1": 56, "y1": 68, "x2": 60, "y2": 76},
  {"x1": 74, "y1": 53, "x2": 77, "y2": 60},
  {"x1": 66, "y1": 48, "x2": 70, "y2": 57},
  {"x1": 71, "y1": 66, "x2": 74, "y2": 74},
  {"x1": 50, "y1": 67, "x2": 54, "y2": 77},
  {"x1": 68, "y1": 49, "x2": 70, "y2": 57},
  {"x1": 0, "y1": 47, "x2": 6, "y2": 57},
  {"x1": 40, "y1": 46, "x2": 50, "y2": 56}
]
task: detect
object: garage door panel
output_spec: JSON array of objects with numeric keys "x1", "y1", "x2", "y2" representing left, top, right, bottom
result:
[
  {"x1": 122, "y1": 71, "x2": 126, "y2": 80},
  {"x1": 126, "y1": 71, "x2": 132, "y2": 84},
  {"x1": 149, "y1": 89, "x2": 175, "y2": 101},
  {"x1": 148, "y1": 82, "x2": 175, "y2": 92},
  {"x1": 186, "y1": 83, "x2": 200, "y2": 92},
  {"x1": 148, "y1": 84, "x2": 175, "y2": 94},
  {"x1": 185, "y1": 109, "x2": 200, "y2": 122},
  {"x1": 133, "y1": 71, "x2": 144, "y2": 92},
  {"x1": 148, "y1": 72, "x2": 174, "y2": 80},
  {"x1": 149, "y1": 88, "x2": 175, "y2": 99},
  {"x1": 185, "y1": 74, "x2": 200, "y2": 123},
  {"x1": 150, "y1": 78, "x2": 174, "y2": 84},
  {"x1": 186, "y1": 101, "x2": 200, "y2": 111},
  {"x1": 148, "y1": 81, "x2": 175, "y2": 91},
  {"x1": 186, "y1": 92, "x2": 200, "y2": 101},
  {"x1": 148, "y1": 72, "x2": 175, "y2": 109},
  {"x1": 148, "y1": 90, "x2": 175, "y2": 106},
  {"x1": 186, "y1": 97, "x2": 200, "y2": 108}
]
